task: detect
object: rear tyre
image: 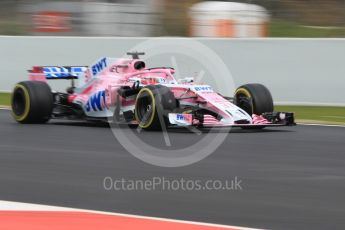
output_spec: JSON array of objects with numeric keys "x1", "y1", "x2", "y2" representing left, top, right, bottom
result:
[
  {"x1": 234, "y1": 83, "x2": 273, "y2": 115},
  {"x1": 11, "y1": 81, "x2": 53, "y2": 123},
  {"x1": 135, "y1": 85, "x2": 177, "y2": 130}
]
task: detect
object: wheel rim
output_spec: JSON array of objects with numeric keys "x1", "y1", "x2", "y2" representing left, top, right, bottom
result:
[
  {"x1": 136, "y1": 91, "x2": 154, "y2": 127},
  {"x1": 235, "y1": 88, "x2": 253, "y2": 115}
]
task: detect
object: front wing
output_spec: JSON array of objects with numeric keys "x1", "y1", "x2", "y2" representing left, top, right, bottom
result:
[{"x1": 168, "y1": 112, "x2": 295, "y2": 128}]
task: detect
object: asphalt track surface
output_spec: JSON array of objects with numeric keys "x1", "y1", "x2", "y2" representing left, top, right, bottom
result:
[{"x1": 0, "y1": 109, "x2": 344, "y2": 230}]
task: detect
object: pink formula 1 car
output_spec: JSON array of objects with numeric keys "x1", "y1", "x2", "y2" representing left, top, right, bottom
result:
[{"x1": 11, "y1": 52, "x2": 294, "y2": 130}]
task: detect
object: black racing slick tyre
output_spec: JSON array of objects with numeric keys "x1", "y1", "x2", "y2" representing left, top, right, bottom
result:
[
  {"x1": 11, "y1": 81, "x2": 53, "y2": 123},
  {"x1": 234, "y1": 83, "x2": 273, "y2": 115},
  {"x1": 134, "y1": 85, "x2": 177, "y2": 130}
]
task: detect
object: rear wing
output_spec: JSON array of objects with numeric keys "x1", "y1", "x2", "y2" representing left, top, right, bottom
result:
[{"x1": 29, "y1": 66, "x2": 88, "y2": 80}]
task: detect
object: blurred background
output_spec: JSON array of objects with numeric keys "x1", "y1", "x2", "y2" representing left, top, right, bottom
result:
[{"x1": 0, "y1": 0, "x2": 345, "y2": 37}]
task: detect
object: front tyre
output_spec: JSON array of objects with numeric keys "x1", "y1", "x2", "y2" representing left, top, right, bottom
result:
[
  {"x1": 234, "y1": 83, "x2": 273, "y2": 115},
  {"x1": 11, "y1": 81, "x2": 53, "y2": 123},
  {"x1": 135, "y1": 85, "x2": 176, "y2": 130}
]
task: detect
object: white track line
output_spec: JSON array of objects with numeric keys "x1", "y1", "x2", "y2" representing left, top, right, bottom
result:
[
  {"x1": 298, "y1": 123, "x2": 345, "y2": 128},
  {"x1": 275, "y1": 102, "x2": 345, "y2": 106},
  {"x1": 0, "y1": 200, "x2": 263, "y2": 230}
]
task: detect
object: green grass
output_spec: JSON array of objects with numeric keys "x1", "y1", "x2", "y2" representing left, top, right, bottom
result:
[
  {"x1": 270, "y1": 20, "x2": 345, "y2": 38},
  {"x1": 0, "y1": 20, "x2": 27, "y2": 35},
  {"x1": 1, "y1": 92, "x2": 344, "y2": 124},
  {"x1": 0, "y1": 92, "x2": 10, "y2": 107},
  {"x1": 275, "y1": 105, "x2": 345, "y2": 125}
]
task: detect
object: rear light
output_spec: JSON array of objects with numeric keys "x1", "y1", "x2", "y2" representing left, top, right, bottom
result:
[
  {"x1": 28, "y1": 66, "x2": 46, "y2": 82},
  {"x1": 32, "y1": 66, "x2": 43, "y2": 73}
]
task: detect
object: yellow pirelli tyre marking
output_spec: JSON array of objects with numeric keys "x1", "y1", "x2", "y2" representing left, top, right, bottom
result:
[
  {"x1": 135, "y1": 88, "x2": 156, "y2": 129},
  {"x1": 235, "y1": 88, "x2": 251, "y2": 98},
  {"x1": 235, "y1": 87, "x2": 253, "y2": 114},
  {"x1": 11, "y1": 84, "x2": 31, "y2": 122}
]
